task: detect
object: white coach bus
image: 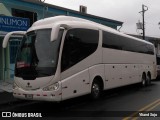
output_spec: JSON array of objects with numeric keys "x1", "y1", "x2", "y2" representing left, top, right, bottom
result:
[{"x1": 3, "y1": 16, "x2": 157, "y2": 101}]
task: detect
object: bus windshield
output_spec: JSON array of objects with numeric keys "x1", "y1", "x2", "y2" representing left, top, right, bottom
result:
[{"x1": 15, "y1": 29, "x2": 63, "y2": 80}]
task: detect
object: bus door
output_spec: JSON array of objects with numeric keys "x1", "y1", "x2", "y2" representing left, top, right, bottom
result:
[{"x1": 60, "y1": 28, "x2": 99, "y2": 100}]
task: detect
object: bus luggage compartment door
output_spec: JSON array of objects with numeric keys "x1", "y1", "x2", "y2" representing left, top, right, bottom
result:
[{"x1": 61, "y1": 69, "x2": 90, "y2": 100}]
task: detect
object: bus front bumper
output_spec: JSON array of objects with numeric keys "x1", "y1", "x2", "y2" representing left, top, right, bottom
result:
[{"x1": 13, "y1": 88, "x2": 62, "y2": 102}]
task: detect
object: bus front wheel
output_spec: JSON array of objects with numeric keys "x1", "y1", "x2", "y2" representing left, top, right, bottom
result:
[{"x1": 90, "y1": 80, "x2": 101, "y2": 99}]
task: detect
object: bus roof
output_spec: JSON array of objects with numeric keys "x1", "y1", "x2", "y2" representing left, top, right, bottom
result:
[{"x1": 29, "y1": 15, "x2": 153, "y2": 46}]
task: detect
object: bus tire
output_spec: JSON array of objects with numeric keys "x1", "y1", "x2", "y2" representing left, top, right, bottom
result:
[
  {"x1": 141, "y1": 73, "x2": 146, "y2": 87},
  {"x1": 90, "y1": 80, "x2": 102, "y2": 100},
  {"x1": 146, "y1": 73, "x2": 151, "y2": 86}
]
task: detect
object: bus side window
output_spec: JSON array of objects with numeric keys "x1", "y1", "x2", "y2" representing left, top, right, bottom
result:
[
  {"x1": 61, "y1": 28, "x2": 99, "y2": 72},
  {"x1": 61, "y1": 35, "x2": 80, "y2": 71}
]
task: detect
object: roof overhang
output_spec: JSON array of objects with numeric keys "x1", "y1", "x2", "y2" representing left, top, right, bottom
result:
[
  {"x1": 22, "y1": 0, "x2": 123, "y2": 27},
  {"x1": 0, "y1": 3, "x2": 12, "y2": 16}
]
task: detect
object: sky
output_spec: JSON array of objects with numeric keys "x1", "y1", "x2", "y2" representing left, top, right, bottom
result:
[{"x1": 45, "y1": 0, "x2": 160, "y2": 38}]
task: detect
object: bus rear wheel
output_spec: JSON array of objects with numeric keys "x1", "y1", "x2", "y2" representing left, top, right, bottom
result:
[
  {"x1": 141, "y1": 73, "x2": 146, "y2": 87},
  {"x1": 146, "y1": 74, "x2": 151, "y2": 86}
]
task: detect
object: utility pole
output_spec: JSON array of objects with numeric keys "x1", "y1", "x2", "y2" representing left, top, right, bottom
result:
[{"x1": 139, "y1": 4, "x2": 148, "y2": 40}]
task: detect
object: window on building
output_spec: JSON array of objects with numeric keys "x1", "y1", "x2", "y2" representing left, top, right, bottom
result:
[
  {"x1": 9, "y1": 39, "x2": 21, "y2": 64},
  {"x1": 12, "y1": 8, "x2": 37, "y2": 26}
]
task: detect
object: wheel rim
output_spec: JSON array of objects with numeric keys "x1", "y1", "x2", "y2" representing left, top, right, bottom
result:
[
  {"x1": 146, "y1": 75, "x2": 151, "y2": 85},
  {"x1": 92, "y1": 83, "x2": 100, "y2": 97},
  {"x1": 142, "y1": 78, "x2": 145, "y2": 86}
]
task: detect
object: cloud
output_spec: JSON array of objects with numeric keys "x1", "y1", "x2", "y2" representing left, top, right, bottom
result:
[{"x1": 45, "y1": 0, "x2": 160, "y2": 37}]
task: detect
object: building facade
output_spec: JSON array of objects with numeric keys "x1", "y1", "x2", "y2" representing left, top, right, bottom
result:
[{"x1": 0, "y1": 0, "x2": 123, "y2": 81}]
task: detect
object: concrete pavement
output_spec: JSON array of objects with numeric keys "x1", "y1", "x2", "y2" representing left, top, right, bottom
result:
[
  {"x1": 0, "y1": 80, "x2": 13, "y2": 93},
  {"x1": 0, "y1": 80, "x2": 15, "y2": 105}
]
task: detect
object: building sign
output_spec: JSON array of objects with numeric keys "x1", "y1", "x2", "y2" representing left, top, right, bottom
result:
[{"x1": 0, "y1": 15, "x2": 30, "y2": 32}]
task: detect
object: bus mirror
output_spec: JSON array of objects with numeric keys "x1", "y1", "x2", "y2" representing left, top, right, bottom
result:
[
  {"x1": 51, "y1": 24, "x2": 60, "y2": 42},
  {"x1": 51, "y1": 24, "x2": 71, "y2": 41},
  {"x1": 2, "y1": 31, "x2": 26, "y2": 48}
]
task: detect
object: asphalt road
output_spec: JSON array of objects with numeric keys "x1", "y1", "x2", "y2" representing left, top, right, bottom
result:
[{"x1": 1, "y1": 80, "x2": 160, "y2": 120}]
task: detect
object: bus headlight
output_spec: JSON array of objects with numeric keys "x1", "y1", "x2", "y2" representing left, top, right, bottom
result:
[
  {"x1": 13, "y1": 82, "x2": 19, "y2": 89},
  {"x1": 43, "y1": 82, "x2": 59, "y2": 91}
]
